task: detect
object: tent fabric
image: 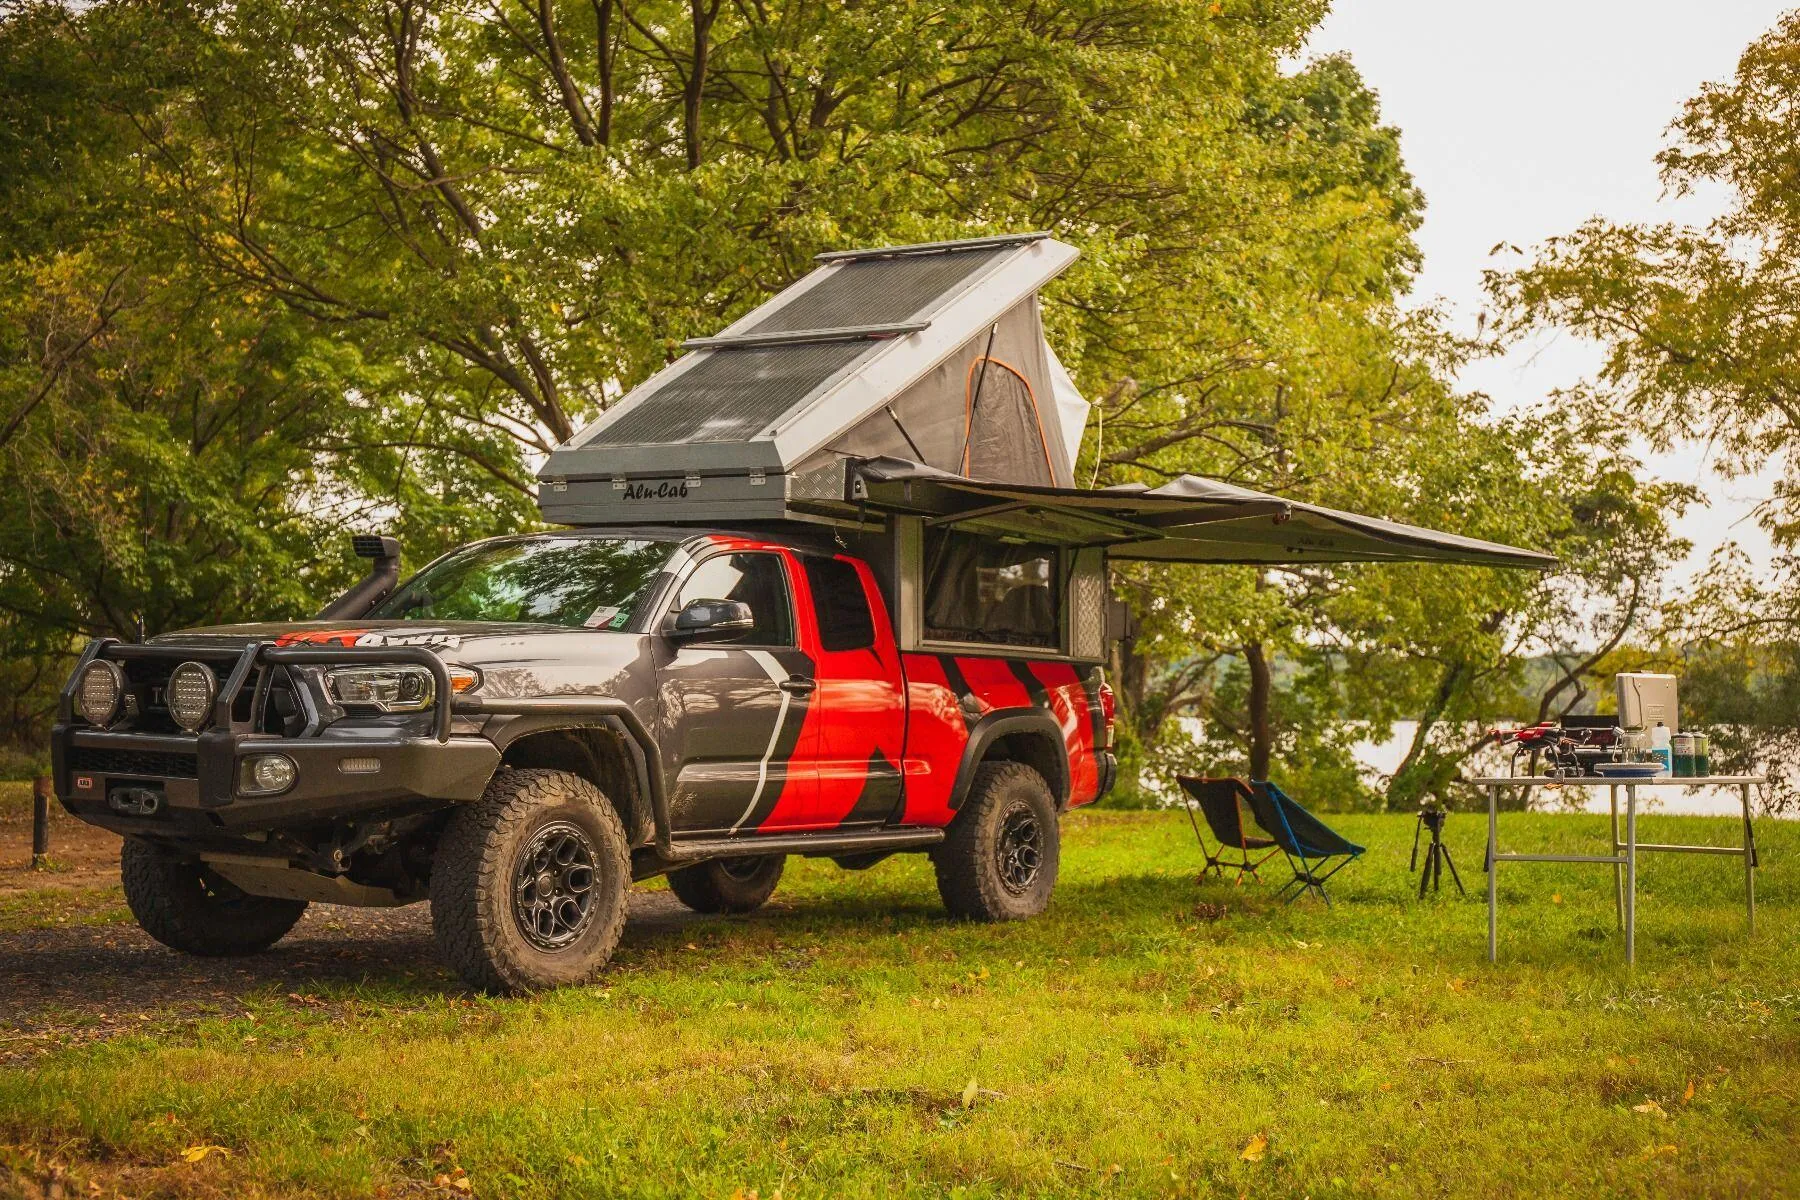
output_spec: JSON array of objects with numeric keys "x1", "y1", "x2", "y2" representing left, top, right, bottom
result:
[
  {"x1": 813, "y1": 297, "x2": 1070, "y2": 486},
  {"x1": 849, "y1": 457, "x2": 1557, "y2": 570}
]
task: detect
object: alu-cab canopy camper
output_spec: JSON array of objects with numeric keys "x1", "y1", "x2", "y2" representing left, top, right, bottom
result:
[{"x1": 537, "y1": 233, "x2": 1554, "y2": 661}]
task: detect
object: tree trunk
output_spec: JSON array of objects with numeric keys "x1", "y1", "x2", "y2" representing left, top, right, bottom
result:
[
  {"x1": 1245, "y1": 640, "x2": 1272, "y2": 781},
  {"x1": 1388, "y1": 660, "x2": 1469, "y2": 809}
]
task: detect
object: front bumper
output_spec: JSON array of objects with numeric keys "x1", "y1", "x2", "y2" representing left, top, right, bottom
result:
[
  {"x1": 54, "y1": 726, "x2": 498, "y2": 833},
  {"x1": 51, "y1": 639, "x2": 499, "y2": 835}
]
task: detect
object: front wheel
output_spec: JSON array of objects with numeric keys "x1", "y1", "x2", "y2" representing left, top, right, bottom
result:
[
  {"x1": 666, "y1": 855, "x2": 785, "y2": 914},
  {"x1": 430, "y1": 768, "x2": 631, "y2": 994},
  {"x1": 121, "y1": 839, "x2": 308, "y2": 956},
  {"x1": 931, "y1": 761, "x2": 1060, "y2": 921}
]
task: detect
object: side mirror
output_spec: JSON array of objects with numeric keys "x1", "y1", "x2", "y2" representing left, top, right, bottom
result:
[{"x1": 670, "y1": 598, "x2": 755, "y2": 642}]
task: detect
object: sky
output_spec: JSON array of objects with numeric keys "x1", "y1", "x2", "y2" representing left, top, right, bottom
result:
[{"x1": 1304, "y1": 0, "x2": 1790, "y2": 592}]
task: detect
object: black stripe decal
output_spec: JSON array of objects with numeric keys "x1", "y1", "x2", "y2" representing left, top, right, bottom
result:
[
  {"x1": 739, "y1": 649, "x2": 814, "y2": 833},
  {"x1": 1077, "y1": 664, "x2": 1105, "y2": 757},
  {"x1": 938, "y1": 655, "x2": 979, "y2": 732},
  {"x1": 842, "y1": 749, "x2": 905, "y2": 825},
  {"x1": 1007, "y1": 659, "x2": 1050, "y2": 708}
]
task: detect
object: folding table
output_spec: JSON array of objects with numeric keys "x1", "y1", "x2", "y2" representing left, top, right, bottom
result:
[{"x1": 1471, "y1": 775, "x2": 1764, "y2": 965}]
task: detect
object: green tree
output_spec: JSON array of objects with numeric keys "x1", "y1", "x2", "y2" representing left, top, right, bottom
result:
[{"x1": 1494, "y1": 10, "x2": 1800, "y2": 804}]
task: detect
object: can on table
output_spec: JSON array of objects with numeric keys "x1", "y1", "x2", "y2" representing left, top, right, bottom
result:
[
  {"x1": 1671, "y1": 732, "x2": 1696, "y2": 777},
  {"x1": 1693, "y1": 733, "x2": 1710, "y2": 778}
]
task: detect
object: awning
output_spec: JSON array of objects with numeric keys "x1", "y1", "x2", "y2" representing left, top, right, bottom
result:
[{"x1": 848, "y1": 457, "x2": 1556, "y2": 569}]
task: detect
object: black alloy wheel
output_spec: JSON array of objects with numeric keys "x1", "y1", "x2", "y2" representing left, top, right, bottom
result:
[
  {"x1": 513, "y1": 820, "x2": 598, "y2": 949},
  {"x1": 994, "y1": 802, "x2": 1043, "y2": 894}
]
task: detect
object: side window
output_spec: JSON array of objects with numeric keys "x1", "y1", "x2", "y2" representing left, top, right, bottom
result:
[
  {"x1": 803, "y1": 555, "x2": 876, "y2": 652},
  {"x1": 923, "y1": 529, "x2": 1060, "y2": 649},
  {"x1": 673, "y1": 553, "x2": 794, "y2": 646}
]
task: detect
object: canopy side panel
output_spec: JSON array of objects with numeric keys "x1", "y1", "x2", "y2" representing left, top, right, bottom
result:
[{"x1": 1044, "y1": 341, "x2": 1090, "y2": 482}]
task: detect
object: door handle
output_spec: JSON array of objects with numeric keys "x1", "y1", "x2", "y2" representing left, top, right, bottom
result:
[{"x1": 779, "y1": 675, "x2": 816, "y2": 696}]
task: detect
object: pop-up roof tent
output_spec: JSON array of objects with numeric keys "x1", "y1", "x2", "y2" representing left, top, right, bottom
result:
[{"x1": 537, "y1": 232, "x2": 1554, "y2": 574}]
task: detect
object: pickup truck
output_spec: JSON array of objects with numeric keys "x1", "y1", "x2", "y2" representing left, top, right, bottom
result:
[{"x1": 52, "y1": 527, "x2": 1115, "y2": 992}]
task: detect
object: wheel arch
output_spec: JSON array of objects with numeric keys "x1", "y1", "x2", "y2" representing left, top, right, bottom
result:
[
  {"x1": 490, "y1": 718, "x2": 660, "y2": 847},
  {"x1": 948, "y1": 709, "x2": 1070, "y2": 814}
]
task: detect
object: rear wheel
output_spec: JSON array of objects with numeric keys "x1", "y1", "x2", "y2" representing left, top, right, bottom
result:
[
  {"x1": 430, "y1": 768, "x2": 631, "y2": 994},
  {"x1": 121, "y1": 839, "x2": 308, "y2": 956},
  {"x1": 666, "y1": 855, "x2": 785, "y2": 914},
  {"x1": 931, "y1": 761, "x2": 1060, "y2": 921}
]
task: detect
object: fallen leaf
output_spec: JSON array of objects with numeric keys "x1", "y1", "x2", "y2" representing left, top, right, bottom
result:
[
  {"x1": 1632, "y1": 1100, "x2": 1667, "y2": 1117},
  {"x1": 1240, "y1": 1133, "x2": 1269, "y2": 1162},
  {"x1": 1379, "y1": 1082, "x2": 1394, "y2": 1092},
  {"x1": 961, "y1": 1077, "x2": 978, "y2": 1109},
  {"x1": 1447, "y1": 977, "x2": 1470, "y2": 993},
  {"x1": 1551, "y1": 893, "x2": 1563, "y2": 905},
  {"x1": 1644, "y1": 1144, "x2": 1678, "y2": 1159},
  {"x1": 180, "y1": 1145, "x2": 229, "y2": 1163},
  {"x1": 1682, "y1": 1079, "x2": 1696, "y2": 1104}
]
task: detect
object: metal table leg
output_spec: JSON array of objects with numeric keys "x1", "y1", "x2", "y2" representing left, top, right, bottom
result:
[
  {"x1": 1624, "y1": 784, "x2": 1637, "y2": 966},
  {"x1": 1487, "y1": 783, "x2": 1499, "y2": 963},
  {"x1": 1609, "y1": 783, "x2": 1622, "y2": 931},
  {"x1": 1742, "y1": 782, "x2": 1756, "y2": 937}
]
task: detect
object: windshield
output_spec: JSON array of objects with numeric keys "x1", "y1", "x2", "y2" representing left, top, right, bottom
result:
[{"x1": 368, "y1": 536, "x2": 675, "y2": 629}]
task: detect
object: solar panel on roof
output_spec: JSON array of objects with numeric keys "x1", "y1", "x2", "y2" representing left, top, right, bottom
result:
[
  {"x1": 585, "y1": 340, "x2": 872, "y2": 447},
  {"x1": 743, "y1": 248, "x2": 1010, "y2": 335}
]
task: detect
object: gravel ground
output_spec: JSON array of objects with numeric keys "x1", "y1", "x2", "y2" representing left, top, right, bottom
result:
[{"x1": 0, "y1": 800, "x2": 707, "y2": 1061}]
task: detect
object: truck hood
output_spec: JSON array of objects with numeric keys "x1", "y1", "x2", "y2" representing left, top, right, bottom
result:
[{"x1": 151, "y1": 621, "x2": 651, "y2": 702}]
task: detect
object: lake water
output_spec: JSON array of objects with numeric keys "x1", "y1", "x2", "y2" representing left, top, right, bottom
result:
[
  {"x1": 1173, "y1": 716, "x2": 1787, "y2": 816},
  {"x1": 1354, "y1": 721, "x2": 1786, "y2": 818}
]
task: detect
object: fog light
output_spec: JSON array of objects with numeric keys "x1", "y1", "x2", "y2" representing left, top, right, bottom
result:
[
  {"x1": 77, "y1": 660, "x2": 125, "y2": 727},
  {"x1": 166, "y1": 661, "x2": 217, "y2": 732},
  {"x1": 338, "y1": 756, "x2": 382, "y2": 775},
  {"x1": 239, "y1": 753, "x2": 297, "y2": 796}
]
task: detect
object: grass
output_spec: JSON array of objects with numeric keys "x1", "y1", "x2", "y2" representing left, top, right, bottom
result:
[{"x1": 3, "y1": 808, "x2": 1797, "y2": 1198}]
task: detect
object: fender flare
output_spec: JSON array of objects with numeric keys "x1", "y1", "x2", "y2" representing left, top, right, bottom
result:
[
  {"x1": 459, "y1": 700, "x2": 671, "y2": 851},
  {"x1": 947, "y1": 709, "x2": 1071, "y2": 813}
]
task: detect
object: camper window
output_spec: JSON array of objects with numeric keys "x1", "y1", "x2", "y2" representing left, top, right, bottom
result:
[{"x1": 923, "y1": 529, "x2": 1059, "y2": 650}]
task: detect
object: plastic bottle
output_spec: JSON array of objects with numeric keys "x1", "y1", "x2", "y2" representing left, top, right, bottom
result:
[{"x1": 1650, "y1": 721, "x2": 1671, "y2": 774}]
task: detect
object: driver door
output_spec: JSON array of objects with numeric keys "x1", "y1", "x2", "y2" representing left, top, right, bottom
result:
[{"x1": 654, "y1": 549, "x2": 818, "y2": 836}]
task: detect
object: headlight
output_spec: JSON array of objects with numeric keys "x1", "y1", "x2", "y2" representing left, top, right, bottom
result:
[
  {"x1": 239, "y1": 753, "x2": 297, "y2": 796},
  {"x1": 76, "y1": 660, "x2": 125, "y2": 727},
  {"x1": 166, "y1": 661, "x2": 217, "y2": 732},
  {"x1": 325, "y1": 665, "x2": 436, "y2": 712}
]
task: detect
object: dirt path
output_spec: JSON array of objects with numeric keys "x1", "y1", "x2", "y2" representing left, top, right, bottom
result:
[{"x1": 0, "y1": 796, "x2": 708, "y2": 1062}]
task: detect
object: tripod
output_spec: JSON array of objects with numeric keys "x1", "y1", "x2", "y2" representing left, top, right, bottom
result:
[{"x1": 1411, "y1": 807, "x2": 1466, "y2": 898}]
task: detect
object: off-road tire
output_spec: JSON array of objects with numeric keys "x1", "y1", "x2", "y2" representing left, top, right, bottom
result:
[
  {"x1": 931, "y1": 761, "x2": 1060, "y2": 922},
  {"x1": 430, "y1": 768, "x2": 630, "y2": 994},
  {"x1": 120, "y1": 838, "x2": 308, "y2": 956},
  {"x1": 665, "y1": 855, "x2": 785, "y2": 914}
]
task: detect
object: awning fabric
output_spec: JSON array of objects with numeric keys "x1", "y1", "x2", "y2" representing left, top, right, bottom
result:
[{"x1": 849, "y1": 457, "x2": 1557, "y2": 569}]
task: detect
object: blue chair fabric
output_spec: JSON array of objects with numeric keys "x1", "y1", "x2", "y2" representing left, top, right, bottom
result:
[{"x1": 1242, "y1": 780, "x2": 1366, "y2": 905}]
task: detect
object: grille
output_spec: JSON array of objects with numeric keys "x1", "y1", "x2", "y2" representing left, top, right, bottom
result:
[
  {"x1": 744, "y1": 248, "x2": 1009, "y2": 334},
  {"x1": 68, "y1": 747, "x2": 199, "y2": 779}
]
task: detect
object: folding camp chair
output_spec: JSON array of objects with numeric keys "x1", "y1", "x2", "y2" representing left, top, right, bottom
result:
[
  {"x1": 1176, "y1": 776, "x2": 1281, "y2": 884},
  {"x1": 1243, "y1": 781, "x2": 1366, "y2": 906}
]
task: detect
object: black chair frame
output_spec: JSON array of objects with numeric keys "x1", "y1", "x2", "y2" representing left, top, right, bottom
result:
[{"x1": 1177, "y1": 776, "x2": 1281, "y2": 885}]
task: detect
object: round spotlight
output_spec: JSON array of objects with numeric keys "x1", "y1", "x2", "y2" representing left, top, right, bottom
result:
[
  {"x1": 166, "y1": 661, "x2": 217, "y2": 732},
  {"x1": 76, "y1": 660, "x2": 125, "y2": 727}
]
